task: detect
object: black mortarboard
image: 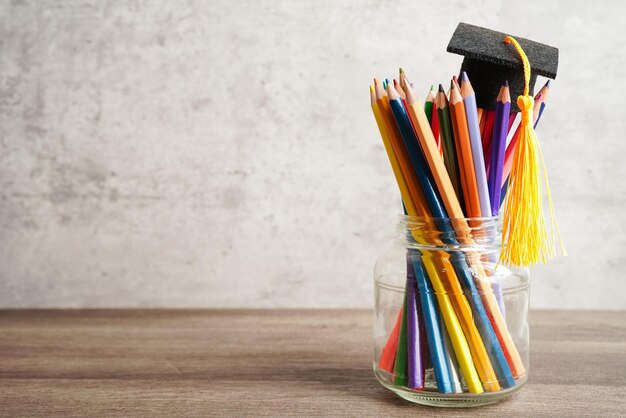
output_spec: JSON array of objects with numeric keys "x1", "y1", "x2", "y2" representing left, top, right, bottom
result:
[{"x1": 447, "y1": 22, "x2": 559, "y2": 112}]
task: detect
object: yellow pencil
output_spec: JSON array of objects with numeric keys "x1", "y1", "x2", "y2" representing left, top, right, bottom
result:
[{"x1": 370, "y1": 85, "x2": 418, "y2": 216}]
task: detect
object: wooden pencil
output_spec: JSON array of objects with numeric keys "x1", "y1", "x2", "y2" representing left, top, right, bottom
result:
[
  {"x1": 460, "y1": 72, "x2": 491, "y2": 217},
  {"x1": 435, "y1": 85, "x2": 463, "y2": 204},
  {"x1": 374, "y1": 80, "x2": 429, "y2": 216},
  {"x1": 390, "y1": 82, "x2": 503, "y2": 392},
  {"x1": 406, "y1": 256, "x2": 426, "y2": 389},
  {"x1": 410, "y1": 252, "x2": 456, "y2": 393},
  {"x1": 394, "y1": 79, "x2": 406, "y2": 101},
  {"x1": 447, "y1": 80, "x2": 523, "y2": 380},
  {"x1": 430, "y1": 98, "x2": 442, "y2": 155},
  {"x1": 374, "y1": 78, "x2": 518, "y2": 394},
  {"x1": 424, "y1": 85, "x2": 436, "y2": 125},
  {"x1": 482, "y1": 110, "x2": 496, "y2": 169},
  {"x1": 370, "y1": 85, "x2": 418, "y2": 217},
  {"x1": 448, "y1": 81, "x2": 481, "y2": 217},
  {"x1": 393, "y1": 290, "x2": 409, "y2": 386},
  {"x1": 373, "y1": 75, "x2": 526, "y2": 385},
  {"x1": 403, "y1": 81, "x2": 466, "y2": 220},
  {"x1": 487, "y1": 83, "x2": 511, "y2": 215},
  {"x1": 534, "y1": 80, "x2": 550, "y2": 128}
]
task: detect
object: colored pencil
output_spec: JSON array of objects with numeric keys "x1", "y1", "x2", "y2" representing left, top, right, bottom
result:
[
  {"x1": 435, "y1": 85, "x2": 463, "y2": 204},
  {"x1": 374, "y1": 80, "x2": 429, "y2": 217},
  {"x1": 394, "y1": 79, "x2": 407, "y2": 101},
  {"x1": 378, "y1": 308, "x2": 402, "y2": 373},
  {"x1": 488, "y1": 83, "x2": 511, "y2": 215},
  {"x1": 424, "y1": 85, "x2": 436, "y2": 125},
  {"x1": 387, "y1": 83, "x2": 450, "y2": 219},
  {"x1": 403, "y1": 82, "x2": 467, "y2": 220},
  {"x1": 419, "y1": 252, "x2": 483, "y2": 393},
  {"x1": 460, "y1": 72, "x2": 491, "y2": 217},
  {"x1": 371, "y1": 69, "x2": 529, "y2": 391},
  {"x1": 430, "y1": 99, "x2": 442, "y2": 155},
  {"x1": 370, "y1": 85, "x2": 418, "y2": 217},
  {"x1": 448, "y1": 81, "x2": 481, "y2": 217},
  {"x1": 393, "y1": 290, "x2": 409, "y2": 386},
  {"x1": 536, "y1": 80, "x2": 550, "y2": 124},
  {"x1": 415, "y1": 79, "x2": 521, "y2": 383},
  {"x1": 410, "y1": 251, "x2": 456, "y2": 393},
  {"x1": 377, "y1": 80, "x2": 483, "y2": 392},
  {"x1": 439, "y1": 315, "x2": 463, "y2": 393},
  {"x1": 390, "y1": 82, "x2": 505, "y2": 392},
  {"x1": 388, "y1": 83, "x2": 485, "y2": 393},
  {"x1": 415, "y1": 76, "x2": 525, "y2": 381},
  {"x1": 482, "y1": 110, "x2": 496, "y2": 169},
  {"x1": 406, "y1": 255, "x2": 426, "y2": 389}
]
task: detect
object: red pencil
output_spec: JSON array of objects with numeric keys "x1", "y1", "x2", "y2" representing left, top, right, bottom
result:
[{"x1": 431, "y1": 101, "x2": 442, "y2": 155}]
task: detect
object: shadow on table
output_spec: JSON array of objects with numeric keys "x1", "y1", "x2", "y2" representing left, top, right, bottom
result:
[{"x1": 232, "y1": 361, "x2": 410, "y2": 407}]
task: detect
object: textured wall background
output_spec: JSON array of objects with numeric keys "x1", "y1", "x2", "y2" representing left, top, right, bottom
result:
[{"x1": 1, "y1": 1, "x2": 624, "y2": 309}]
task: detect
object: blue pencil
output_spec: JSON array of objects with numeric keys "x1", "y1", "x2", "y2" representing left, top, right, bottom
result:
[
  {"x1": 450, "y1": 253, "x2": 516, "y2": 388},
  {"x1": 488, "y1": 83, "x2": 511, "y2": 216},
  {"x1": 409, "y1": 251, "x2": 455, "y2": 393}
]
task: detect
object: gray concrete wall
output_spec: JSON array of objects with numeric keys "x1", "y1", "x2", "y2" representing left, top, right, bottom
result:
[{"x1": 1, "y1": 0, "x2": 624, "y2": 309}]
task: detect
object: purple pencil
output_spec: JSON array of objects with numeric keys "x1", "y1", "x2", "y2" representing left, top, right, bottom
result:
[
  {"x1": 406, "y1": 256, "x2": 425, "y2": 389},
  {"x1": 488, "y1": 82, "x2": 511, "y2": 215}
]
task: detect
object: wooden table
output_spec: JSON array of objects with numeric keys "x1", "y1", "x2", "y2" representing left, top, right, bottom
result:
[{"x1": 1, "y1": 310, "x2": 624, "y2": 417}]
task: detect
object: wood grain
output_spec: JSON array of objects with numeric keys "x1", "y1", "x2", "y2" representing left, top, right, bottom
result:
[{"x1": 0, "y1": 310, "x2": 624, "y2": 417}]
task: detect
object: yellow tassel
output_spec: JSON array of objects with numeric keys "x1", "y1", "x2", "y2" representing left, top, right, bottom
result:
[{"x1": 500, "y1": 36, "x2": 566, "y2": 267}]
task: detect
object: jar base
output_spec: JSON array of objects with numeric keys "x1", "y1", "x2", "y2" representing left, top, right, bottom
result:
[{"x1": 373, "y1": 365, "x2": 527, "y2": 408}]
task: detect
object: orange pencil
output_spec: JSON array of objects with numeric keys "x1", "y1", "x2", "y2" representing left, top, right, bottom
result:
[
  {"x1": 403, "y1": 81, "x2": 466, "y2": 220},
  {"x1": 448, "y1": 81, "x2": 481, "y2": 217}
]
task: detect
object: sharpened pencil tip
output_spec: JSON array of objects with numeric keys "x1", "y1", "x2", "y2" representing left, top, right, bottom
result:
[
  {"x1": 373, "y1": 78, "x2": 379, "y2": 85},
  {"x1": 461, "y1": 71, "x2": 469, "y2": 81},
  {"x1": 438, "y1": 84, "x2": 445, "y2": 93},
  {"x1": 504, "y1": 80, "x2": 509, "y2": 87},
  {"x1": 545, "y1": 79, "x2": 551, "y2": 88},
  {"x1": 369, "y1": 85, "x2": 374, "y2": 93},
  {"x1": 399, "y1": 67, "x2": 404, "y2": 74}
]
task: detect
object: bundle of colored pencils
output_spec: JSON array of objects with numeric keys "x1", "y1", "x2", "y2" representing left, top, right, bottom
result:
[{"x1": 370, "y1": 69, "x2": 551, "y2": 394}]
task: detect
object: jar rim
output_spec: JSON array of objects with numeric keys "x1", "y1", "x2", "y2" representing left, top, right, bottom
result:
[{"x1": 395, "y1": 214, "x2": 503, "y2": 250}]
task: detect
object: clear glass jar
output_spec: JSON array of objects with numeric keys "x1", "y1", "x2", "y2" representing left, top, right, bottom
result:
[{"x1": 373, "y1": 215, "x2": 529, "y2": 407}]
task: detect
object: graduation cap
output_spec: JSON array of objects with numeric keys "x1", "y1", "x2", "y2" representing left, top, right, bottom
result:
[{"x1": 447, "y1": 22, "x2": 558, "y2": 111}]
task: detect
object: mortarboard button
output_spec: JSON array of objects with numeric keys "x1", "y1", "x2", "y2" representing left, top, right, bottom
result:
[{"x1": 447, "y1": 22, "x2": 559, "y2": 111}]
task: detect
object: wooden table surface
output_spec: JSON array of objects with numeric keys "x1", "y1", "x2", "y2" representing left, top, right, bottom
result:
[{"x1": 0, "y1": 310, "x2": 624, "y2": 417}]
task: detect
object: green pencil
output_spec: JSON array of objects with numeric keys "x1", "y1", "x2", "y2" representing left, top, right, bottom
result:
[
  {"x1": 435, "y1": 84, "x2": 463, "y2": 207},
  {"x1": 393, "y1": 289, "x2": 409, "y2": 386},
  {"x1": 424, "y1": 85, "x2": 436, "y2": 125}
]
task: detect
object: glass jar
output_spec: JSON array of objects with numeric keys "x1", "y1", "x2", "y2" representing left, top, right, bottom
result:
[{"x1": 373, "y1": 215, "x2": 529, "y2": 407}]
